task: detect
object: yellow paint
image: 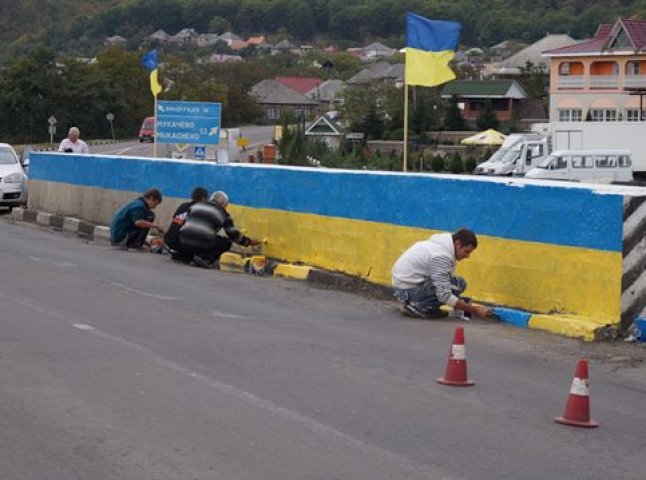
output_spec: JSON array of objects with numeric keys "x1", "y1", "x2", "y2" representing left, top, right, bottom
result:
[
  {"x1": 529, "y1": 314, "x2": 608, "y2": 341},
  {"x1": 229, "y1": 205, "x2": 622, "y2": 322},
  {"x1": 220, "y1": 252, "x2": 246, "y2": 268},
  {"x1": 274, "y1": 264, "x2": 312, "y2": 280}
]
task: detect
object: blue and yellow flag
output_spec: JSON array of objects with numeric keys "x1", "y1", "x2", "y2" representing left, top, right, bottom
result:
[
  {"x1": 150, "y1": 69, "x2": 162, "y2": 97},
  {"x1": 405, "y1": 12, "x2": 461, "y2": 87}
]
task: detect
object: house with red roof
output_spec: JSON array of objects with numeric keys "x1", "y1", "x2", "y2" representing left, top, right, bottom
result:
[
  {"x1": 274, "y1": 76, "x2": 324, "y2": 95},
  {"x1": 543, "y1": 17, "x2": 646, "y2": 123}
]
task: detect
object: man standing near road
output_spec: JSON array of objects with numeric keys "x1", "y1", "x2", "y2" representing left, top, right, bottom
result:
[
  {"x1": 110, "y1": 188, "x2": 165, "y2": 250},
  {"x1": 392, "y1": 228, "x2": 491, "y2": 319},
  {"x1": 58, "y1": 127, "x2": 89, "y2": 154}
]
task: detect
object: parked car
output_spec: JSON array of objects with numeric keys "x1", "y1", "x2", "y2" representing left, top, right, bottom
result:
[
  {"x1": 0, "y1": 143, "x2": 28, "y2": 210},
  {"x1": 138, "y1": 116, "x2": 155, "y2": 142}
]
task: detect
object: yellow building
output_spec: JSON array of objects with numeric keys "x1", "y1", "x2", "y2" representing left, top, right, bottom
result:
[{"x1": 543, "y1": 18, "x2": 646, "y2": 123}]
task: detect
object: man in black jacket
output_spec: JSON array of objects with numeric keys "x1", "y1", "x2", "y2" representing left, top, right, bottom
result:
[
  {"x1": 164, "y1": 187, "x2": 209, "y2": 263},
  {"x1": 178, "y1": 191, "x2": 260, "y2": 268}
]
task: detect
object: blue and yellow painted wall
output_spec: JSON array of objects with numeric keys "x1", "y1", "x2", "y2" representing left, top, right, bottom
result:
[{"x1": 28, "y1": 153, "x2": 633, "y2": 339}]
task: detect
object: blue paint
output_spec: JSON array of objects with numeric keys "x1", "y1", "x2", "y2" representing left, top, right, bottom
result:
[
  {"x1": 29, "y1": 154, "x2": 624, "y2": 252},
  {"x1": 634, "y1": 317, "x2": 646, "y2": 342},
  {"x1": 492, "y1": 308, "x2": 532, "y2": 328}
]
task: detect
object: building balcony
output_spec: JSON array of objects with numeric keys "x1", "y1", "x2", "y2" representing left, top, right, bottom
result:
[
  {"x1": 557, "y1": 75, "x2": 584, "y2": 89},
  {"x1": 589, "y1": 74, "x2": 619, "y2": 89},
  {"x1": 624, "y1": 74, "x2": 646, "y2": 89}
]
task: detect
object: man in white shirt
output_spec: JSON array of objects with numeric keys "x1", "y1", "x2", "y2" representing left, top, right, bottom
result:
[
  {"x1": 58, "y1": 127, "x2": 89, "y2": 154},
  {"x1": 392, "y1": 228, "x2": 491, "y2": 319}
]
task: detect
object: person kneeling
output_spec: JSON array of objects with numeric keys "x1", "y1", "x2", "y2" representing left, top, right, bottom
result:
[
  {"x1": 178, "y1": 191, "x2": 260, "y2": 269},
  {"x1": 110, "y1": 188, "x2": 165, "y2": 250},
  {"x1": 391, "y1": 228, "x2": 491, "y2": 319}
]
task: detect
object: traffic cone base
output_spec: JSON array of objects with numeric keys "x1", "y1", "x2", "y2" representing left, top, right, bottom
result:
[
  {"x1": 436, "y1": 327, "x2": 474, "y2": 387},
  {"x1": 436, "y1": 377, "x2": 474, "y2": 386},
  {"x1": 554, "y1": 416, "x2": 598, "y2": 428},
  {"x1": 554, "y1": 358, "x2": 599, "y2": 429}
]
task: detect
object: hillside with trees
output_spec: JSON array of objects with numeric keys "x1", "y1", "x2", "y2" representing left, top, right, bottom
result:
[{"x1": 2, "y1": 0, "x2": 646, "y2": 61}]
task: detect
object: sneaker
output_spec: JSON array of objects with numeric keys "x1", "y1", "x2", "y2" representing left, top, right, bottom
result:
[
  {"x1": 401, "y1": 304, "x2": 448, "y2": 319},
  {"x1": 193, "y1": 255, "x2": 217, "y2": 269}
]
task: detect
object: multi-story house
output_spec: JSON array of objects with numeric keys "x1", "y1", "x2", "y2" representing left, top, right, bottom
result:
[{"x1": 543, "y1": 18, "x2": 646, "y2": 123}]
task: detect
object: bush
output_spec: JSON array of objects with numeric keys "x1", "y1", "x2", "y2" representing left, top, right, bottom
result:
[
  {"x1": 381, "y1": 130, "x2": 391, "y2": 140},
  {"x1": 448, "y1": 154, "x2": 464, "y2": 174},
  {"x1": 464, "y1": 156, "x2": 477, "y2": 173},
  {"x1": 391, "y1": 128, "x2": 404, "y2": 140},
  {"x1": 431, "y1": 155, "x2": 446, "y2": 172}
]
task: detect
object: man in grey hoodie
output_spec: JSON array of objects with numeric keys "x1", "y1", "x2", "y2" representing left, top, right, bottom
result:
[{"x1": 392, "y1": 228, "x2": 491, "y2": 319}]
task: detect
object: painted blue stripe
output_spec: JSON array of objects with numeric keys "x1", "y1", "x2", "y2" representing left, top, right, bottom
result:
[
  {"x1": 29, "y1": 153, "x2": 624, "y2": 252},
  {"x1": 492, "y1": 308, "x2": 531, "y2": 328}
]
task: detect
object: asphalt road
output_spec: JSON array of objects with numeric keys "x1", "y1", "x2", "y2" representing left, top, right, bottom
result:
[
  {"x1": 90, "y1": 125, "x2": 275, "y2": 159},
  {"x1": 1, "y1": 220, "x2": 646, "y2": 480}
]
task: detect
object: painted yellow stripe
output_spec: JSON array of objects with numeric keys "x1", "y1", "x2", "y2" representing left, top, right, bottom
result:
[
  {"x1": 528, "y1": 314, "x2": 609, "y2": 342},
  {"x1": 274, "y1": 264, "x2": 312, "y2": 280},
  {"x1": 230, "y1": 206, "x2": 622, "y2": 322}
]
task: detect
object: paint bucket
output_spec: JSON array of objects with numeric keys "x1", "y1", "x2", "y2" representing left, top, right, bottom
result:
[
  {"x1": 249, "y1": 255, "x2": 266, "y2": 276},
  {"x1": 634, "y1": 317, "x2": 646, "y2": 342}
]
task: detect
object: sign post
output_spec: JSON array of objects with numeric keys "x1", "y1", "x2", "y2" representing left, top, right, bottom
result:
[
  {"x1": 106, "y1": 112, "x2": 115, "y2": 139},
  {"x1": 156, "y1": 101, "x2": 221, "y2": 147},
  {"x1": 48, "y1": 115, "x2": 57, "y2": 144}
]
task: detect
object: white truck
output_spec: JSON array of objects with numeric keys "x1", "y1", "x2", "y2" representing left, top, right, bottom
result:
[
  {"x1": 474, "y1": 133, "x2": 549, "y2": 176},
  {"x1": 532, "y1": 122, "x2": 646, "y2": 181}
]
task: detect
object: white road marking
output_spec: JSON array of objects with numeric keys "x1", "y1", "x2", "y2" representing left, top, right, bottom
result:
[
  {"x1": 210, "y1": 310, "x2": 252, "y2": 320},
  {"x1": 88, "y1": 275, "x2": 181, "y2": 301},
  {"x1": 74, "y1": 324, "x2": 459, "y2": 480},
  {"x1": 73, "y1": 324, "x2": 96, "y2": 330}
]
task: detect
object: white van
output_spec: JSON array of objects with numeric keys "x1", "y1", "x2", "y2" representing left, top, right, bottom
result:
[
  {"x1": 525, "y1": 150, "x2": 633, "y2": 183},
  {"x1": 474, "y1": 133, "x2": 546, "y2": 175}
]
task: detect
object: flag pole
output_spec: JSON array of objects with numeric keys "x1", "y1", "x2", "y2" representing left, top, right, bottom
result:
[
  {"x1": 403, "y1": 83, "x2": 409, "y2": 172},
  {"x1": 153, "y1": 93, "x2": 158, "y2": 159}
]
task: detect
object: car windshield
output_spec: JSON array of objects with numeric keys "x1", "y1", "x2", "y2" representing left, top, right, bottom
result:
[
  {"x1": 143, "y1": 120, "x2": 154, "y2": 129},
  {"x1": 485, "y1": 148, "x2": 508, "y2": 164},
  {"x1": 496, "y1": 145, "x2": 522, "y2": 164},
  {"x1": 536, "y1": 155, "x2": 555, "y2": 169},
  {"x1": 0, "y1": 148, "x2": 18, "y2": 165}
]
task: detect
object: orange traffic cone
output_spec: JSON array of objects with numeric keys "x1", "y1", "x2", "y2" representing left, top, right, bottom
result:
[
  {"x1": 555, "y1": 358, "x2": 598, "y2": 428},
  {"x1": 436, "y1": 326, "x2": 474, "y2": 386}
]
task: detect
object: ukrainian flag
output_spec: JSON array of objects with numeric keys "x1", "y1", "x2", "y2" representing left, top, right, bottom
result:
[{"x1": 405, "y1": 12, "x2": 461, "y2": 87}]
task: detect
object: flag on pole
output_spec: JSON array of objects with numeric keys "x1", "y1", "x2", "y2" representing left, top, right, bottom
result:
[
  {"x1": 141, "y1": 49, "x2": 159, "y2": 71},
  {"x1": 149, "y1": 69, "x2": 163, "y2": 97},
  {"x1": 405, "y1": 12, "x2": 461, "y2": 87}
]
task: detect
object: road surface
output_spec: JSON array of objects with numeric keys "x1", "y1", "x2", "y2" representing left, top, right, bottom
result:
[{"x1": 1, "y1": 219, "x2": 645, "y2": 480}]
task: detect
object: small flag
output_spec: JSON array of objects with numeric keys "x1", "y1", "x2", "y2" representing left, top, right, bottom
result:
[
  {"x1": 150, "y1": 69, "x2": 162, "y2": 97},
  {"x1": 405, "y1": 12, "x2": 461, "y2": 87},
  {"x1": 141, "y1": 49, "x2": 159, "y2": 71}
]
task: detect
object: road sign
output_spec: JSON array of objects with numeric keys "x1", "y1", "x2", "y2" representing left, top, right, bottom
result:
[
  {"x1": 194, "y1": 145, "x2": 206, "y2": 160},
  {"x1": 237, "y1": 137, "x2": 250, "y2": 148},
  {"x1": 106, "y1": 112, "x2": 115, "y2": 121},
  {"x1": 48, "y1": 116, "x2": 57, "y2": 125},
  {"x1": 156, "y1": 100, "x2": 221, "y2": 145}
]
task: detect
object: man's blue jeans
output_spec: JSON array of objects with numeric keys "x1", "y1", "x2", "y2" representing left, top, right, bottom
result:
[{"x1": 393, "y1": 276, "x2": 467, "y2": 313}]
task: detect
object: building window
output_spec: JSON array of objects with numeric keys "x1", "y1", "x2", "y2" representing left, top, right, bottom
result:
[
  {"x1": 626, "y1": 109, "x2": 646, "y2": 121},
  {"x1": 589, "y1": 109, "x2": 617, "y2": 122},
  {"x1": 627, "y1": 62, "x2": 640, "y2": 75},
  {"x1": 558, "y1": 108, "x2": 582, "y2": 122},
  {"x1": 559, "y1": 62, "x2": 570, "y2": 75},
  {"x1": 294, "y1": 109, "x2": 308, "y2": 120},
  {"x1": 267, "y1": 107, "x2": 281, "y2": 120}
]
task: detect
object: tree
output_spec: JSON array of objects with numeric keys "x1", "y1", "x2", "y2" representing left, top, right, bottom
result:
[
  {"x1": 363, "y1": 105, "x2": 384, "y2": 140},
  {"x1": 518, "y1": 61, "x2": 549, "y2": 100},
  {"x1": 443, "y1": 95, "x2": 465, "y2": 131},
  {"x1": 476, "y1": 99, "x2": 499, "y2": 131},
  {"x1": 208, "y1": 16, "x2": 231, "y2": 34}
]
